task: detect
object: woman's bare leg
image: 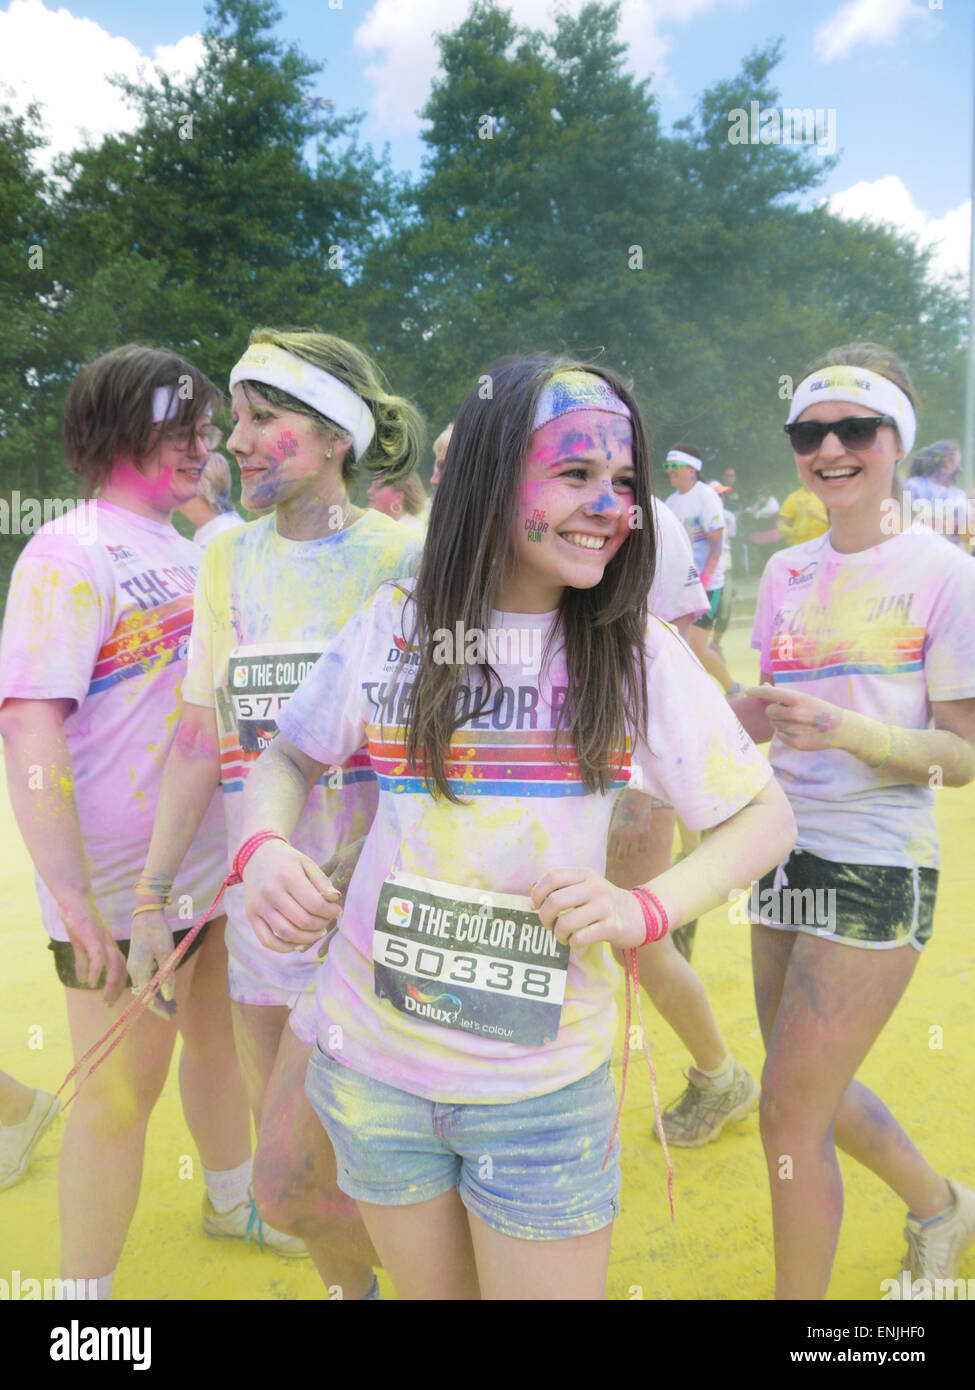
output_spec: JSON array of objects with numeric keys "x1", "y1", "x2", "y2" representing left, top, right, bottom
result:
[
  {"x1": 59, "y1": 956, "x2": 204, "y2": 1277},
  {"x1": 354, "y1": 1188, "x2": 480, "y2": 1300},
  {"x1": 230, "y1": 1000, "x2": 290, "y2": 1127},
  {"x1": 177, "y1": 919, "x2": 251, "y2": 1169},
  {"x1": 253, "y1": 1024, "x2": 378, "y2": 1298},
  {"x1": 0, "y1": 1070, "x2": 36, "y2": 1125},
  {"x1": 752, "y1": 927, "x2": 950, "y2": 1299},
  {"x1": 469, "y1": 1214, "x2": 613, "y2": 1300}
]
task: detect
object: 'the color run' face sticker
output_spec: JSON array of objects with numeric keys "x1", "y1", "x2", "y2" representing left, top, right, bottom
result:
[
  {"x1": 227, "y1": 642, "x2": 322, "y2": 752},
  {"x1": 373, "y1": 871, "x2": 569, "y2": 1046}
]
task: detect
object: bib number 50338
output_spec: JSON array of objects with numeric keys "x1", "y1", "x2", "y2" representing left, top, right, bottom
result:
[{"x1": 378, "y1": 935, "x2": 552, "y2": 998}]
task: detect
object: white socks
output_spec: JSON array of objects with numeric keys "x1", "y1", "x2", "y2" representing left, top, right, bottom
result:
[
  {"x1": 694, "y1": 1054, "x2": 735, "y2": 1090},
  {"x1": 202, "y1": 1155, "x2": 253, "y2": 1214}
]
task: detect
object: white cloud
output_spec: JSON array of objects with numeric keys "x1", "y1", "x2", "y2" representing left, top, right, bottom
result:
[
  {"x1": 354, "y1": 0, "x2": 753, "y2": 136},
  {"x1": 825, "y1": 175, "x2": 969, "y2": 285},
  {"x1": 814, "y1": 0, "x2": 932, "y2": 64},
  {"x1": 0, "y1": 0, "x2": 203, "y2": 166}
]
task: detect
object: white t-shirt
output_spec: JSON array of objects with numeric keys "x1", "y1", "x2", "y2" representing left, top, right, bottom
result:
[
  {"x1": 278, "y1": 582, "x2": 772, "y2": 1103},
  {"x1": 182, "y1": 510, "x2": 424, "y2": 994},
  {"x1": 665, "y1": 481, "x2": 726, "y2": 591},
  {"x1": 721, "y1": 508, "x2": 736, "y2": 575},
  {"x1": 649, "y1": 497, "x2": 708, "y2": 623},
  {"x1": 193, "y1": 511, "x2": 244, "y2": 549},
  {"x1": 752, "y1": 526, "x2": 975, "y2": 869},
  {"x1": 0, "y1": 500, "x2": 227, "y2": 940}
]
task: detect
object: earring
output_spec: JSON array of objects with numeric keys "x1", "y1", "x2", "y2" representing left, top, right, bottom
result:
[
  {"x1": 326, "y1": 449, "x2": 333, "y2": 459},
  {"x1": 392, "y1": 502, "x2": 402, "y2": 516}
]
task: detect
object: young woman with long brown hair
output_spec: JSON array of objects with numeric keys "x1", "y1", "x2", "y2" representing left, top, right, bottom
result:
[{"x1": 235, "y1": 356, "x2": 795, "y2": 1299}]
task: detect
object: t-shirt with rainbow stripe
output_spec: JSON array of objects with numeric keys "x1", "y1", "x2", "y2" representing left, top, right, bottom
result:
[
  {"x1": 278, "y1": 582, "x2": 771, "y2": 1104},
  {"x1": 0, "y1": 500, "x2": 227, "y2": 941},
  {"x1": 752, "y1": 525, "x2": 975, "y2": 869},
  {"x1": 181, "y1": 509, "x2": 423, "y2": 1000}
]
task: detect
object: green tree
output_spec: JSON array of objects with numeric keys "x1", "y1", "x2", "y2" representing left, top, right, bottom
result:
[{"x1": 50, "y1": 0, "x2": 400, "y2": 386}]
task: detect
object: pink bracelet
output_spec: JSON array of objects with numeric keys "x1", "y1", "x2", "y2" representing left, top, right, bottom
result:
[
  {"x1": 632, "y1": 886, "x2": 670, "y2": 945},
  {"x1": 229, "y1": 830, "x2": 288, "y2": 884}
]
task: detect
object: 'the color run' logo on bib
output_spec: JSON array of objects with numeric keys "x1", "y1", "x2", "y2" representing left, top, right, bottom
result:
[
  {"x1": 373, "y1": 871, "x2": 569, "y2": 1046},
  {"x1": 227, "y1": 643, "x2": 321, "y2": 752}
]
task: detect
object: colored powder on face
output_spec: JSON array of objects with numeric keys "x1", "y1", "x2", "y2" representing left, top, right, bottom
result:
[
  {"x1": 554, "y1": 429, "x2": 597, "y2": 459},
  {"x1": 588, "y1": 485, "x2": 617, "y2": 516}
]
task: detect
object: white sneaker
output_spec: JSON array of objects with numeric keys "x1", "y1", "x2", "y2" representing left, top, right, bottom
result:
[
  {"x1": 897, "y1": 1181, "x2": 975, "y2": 1295},
  {"x1": 0, "y1": 1089, "x2": 60, "y2": 1191},
  {"x1": 202, "y1": 1189, "x2": 309, "y2": 1257}
]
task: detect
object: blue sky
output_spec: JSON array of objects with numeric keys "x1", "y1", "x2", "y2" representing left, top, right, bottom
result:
[{"x1": 1, "y1": 0, "x2": 969, "y2": 280}]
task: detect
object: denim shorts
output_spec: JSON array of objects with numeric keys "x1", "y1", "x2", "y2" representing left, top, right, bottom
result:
[
  {"x1": 753, "y1": 849, "x2": 938, "y2": 952},
  {"x1": 304, "y1": 1048, "x2": 621, "y2": 1241}
]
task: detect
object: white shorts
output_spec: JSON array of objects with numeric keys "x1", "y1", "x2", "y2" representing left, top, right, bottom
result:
[
  {"x1": 288, "y1": 987, "x2": 318, "y2": 1045},
  {"x1": 224, "y1": 886, "x2": 326, "y2": 1008}
]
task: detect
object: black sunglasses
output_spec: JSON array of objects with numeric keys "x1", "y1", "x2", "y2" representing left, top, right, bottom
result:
[{"x1": 783, "y1": 415, "x2": 897, "y2": 456}]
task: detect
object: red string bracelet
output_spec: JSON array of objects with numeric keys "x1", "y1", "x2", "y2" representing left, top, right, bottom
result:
[
  {"x1": 602, "y1": 947, "x2": 676, "y2": 1222},
  {"x1": 601, "y1": 887, "x2": 676, "y2": 1221},
  {"x1": 632, "y1": 886, "x2": 669, "y2": 944},
  {"x1": 55, "y1": 830, "x2": 289, "y2": 1108}
]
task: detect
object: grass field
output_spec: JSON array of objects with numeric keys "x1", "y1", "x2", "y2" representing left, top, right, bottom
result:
[{"x1": 1, "y1": 619, "x2": 974, "y2": 1300}]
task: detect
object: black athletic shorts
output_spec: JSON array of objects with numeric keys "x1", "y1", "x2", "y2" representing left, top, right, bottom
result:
[
  {"x1": 693, "y1": 587, "x2": 723, "y2": 631},
  {"x1": 49, "y1": 921, "x2": 212, "y2": 990},
  {"x1": 752, "y1": 849, "x2": 937, "y2": 951}
]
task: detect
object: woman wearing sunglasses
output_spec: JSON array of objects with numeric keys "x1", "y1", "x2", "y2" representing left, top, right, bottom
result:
[{"x1": 734, "y1": 343, "x2": 975, "y2": 1299}]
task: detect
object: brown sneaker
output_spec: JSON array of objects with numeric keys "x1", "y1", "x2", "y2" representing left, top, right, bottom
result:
[{"x1": 656, "y1": 1060, "x2": 760, "y2": 1148}]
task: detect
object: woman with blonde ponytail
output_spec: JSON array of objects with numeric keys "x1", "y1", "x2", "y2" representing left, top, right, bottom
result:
[{"x1": 130, "y1": 329, "x2": 425, "y2": 1299}]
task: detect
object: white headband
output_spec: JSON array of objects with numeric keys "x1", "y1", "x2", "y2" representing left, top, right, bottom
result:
[
  {"x1": 665, "y1": 449, "x2": 702, "y2": 470},
  {"x1": 152, "y1": 387, "x2": 180, "y2": 423},
  {"x1": 229, "y1": 343, "x2": 375, "y2": 461},
  {"x1": 152, "y1": 388, "x2": 212, "y2": 426},
  {"x1": 786, "y1": 366, "x2": 916, "y2": 461}
]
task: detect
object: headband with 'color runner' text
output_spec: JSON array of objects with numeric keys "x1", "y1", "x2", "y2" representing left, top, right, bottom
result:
[
  {"x1": 229, "y1": 344, "x2": 376, "y2": 461},
  {"x1": 532, "y1": 369, "x2": 631, "y2": 434},
  {"x1": 786, "y1": 365, "x2": 916, "y2": 461}
]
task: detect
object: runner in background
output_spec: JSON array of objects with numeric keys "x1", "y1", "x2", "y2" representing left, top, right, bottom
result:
[
  {"x1": 734, "y1": 343, "x2": 975, "y2": 1298},
  {"x1": 777, "y1": 481, "x2": 828, "y2": 547},
  {"x1": 722, "y1": 468, "x2": 748, "y2": 575},
  {"x1": 0, "y1": 1071, "x2": 59, "y2": 1190},
  {"x1": 664, "y1": 446, "x2": 738, "y2": 694},
  {"x1": 130, "y1": 328, "x2": 425, "y2": 1298},
  {"x1": 902, "y1": 440, "x2": 970, "y2": 550},
  {"x1": 606, "y1": 495, "x2": 761, "y2": 1147},
  {"x1": 707, "y1": 481, "x2": 741, "y2": 695},
  {"x1": 0, "y1": 345, "x2": 253, "y2": 1298},
  {"x1": 367, "y1": 470, "x2": 428, "y2": 536},
  {"x1": 236, "y1": 358, "x2": 795, "y2": 1300},
  {"x1": 177, "y1": 450, "x2": 244, "y2": 548},
  {"x1": 430, "y1": 423, "x2": 453, "y2": 494}
]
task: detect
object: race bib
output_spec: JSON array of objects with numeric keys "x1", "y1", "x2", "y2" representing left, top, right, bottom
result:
[
  {"x1": 227, "y1": 643, "x2": 321, "y2": 752},
  {"x1": 373, "y1": 871, "x2": 569, "y2": 1047}
]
